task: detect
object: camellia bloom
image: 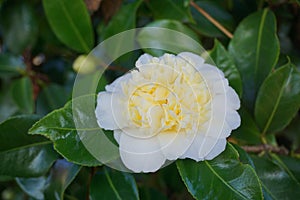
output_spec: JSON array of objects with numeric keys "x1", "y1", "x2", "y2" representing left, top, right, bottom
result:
[{"x1": 95, "y1": 52, "x2": 240, "y2": 173}]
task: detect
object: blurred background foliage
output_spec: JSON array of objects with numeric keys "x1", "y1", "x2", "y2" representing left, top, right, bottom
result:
[{"x1": 0, "y1": 0, "x2": 300, "y2": 199}]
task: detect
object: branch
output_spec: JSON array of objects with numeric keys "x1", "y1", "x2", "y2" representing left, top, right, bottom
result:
[
  {"x1": 190, "y1": 1, "x2": 233, "y2": 39},
  {"x1": 242, "y1": 144, "x2": 289, "y2": 155}
]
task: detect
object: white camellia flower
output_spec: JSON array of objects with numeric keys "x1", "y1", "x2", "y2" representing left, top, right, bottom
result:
[{"x1": 95, "y1": 52, "x2": 240, "y2": 173}]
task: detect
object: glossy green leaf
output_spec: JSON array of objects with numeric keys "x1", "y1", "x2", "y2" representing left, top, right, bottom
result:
[
  {"x1": 177, "y1": 143, "x2": 263, "y2": 200},
  {"x1": 43, "y1": 0, "x2": 94, "y2": 53},
  {"x1": 11, "y1": 77, "x2": 34, "y2": 114},
  {"x1": 137, "y1": 19, "x2": 201, "y2": 56},
  {"x1": 190, "y1": 1, "x2": 235, "y2": 37},
  {"x1": 16, "y1": 159, "x2": 81, "y2": 200},
  {"x1": 0, "y1": 54, "x2": 26, "y2": 77},
  {"x1": 90, "y1": 167, "x2": 139, "y2": 200},
  {"x1": 274, "y1": 155, "x2": 300, "y2": 182},
  {"x1": 0, "y1": 115, "x2": 58, "y2": 177},
  {"x1": 228, "y1": 9, "x2": 280, "y2": 111},
  {"x1": 209, "y1": 40, "x2": 242, "y2": 96},
  {"x1": 146, "y1": 0, "x2": 194, "y2": 23},
  {"x1": 29, "y1": 95, "x2": 102, "y2": 166},
  {"x1": 232, "y1": 107, "x2": 261, "y2": 145},
  {"x1": 251, "y1": 154, "x2": 300, "y2": 199},
  {"x1": 255, "y1": 63, "x2": 300, "y2": 134},
  {"x1": 0, "y1": 1, "x2": 38, "y2": 54},
  {"x1": 36, "y1": 84, "x2": 70, "y2": 115}
]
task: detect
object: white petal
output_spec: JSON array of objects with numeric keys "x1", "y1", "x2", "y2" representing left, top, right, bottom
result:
[
  {"x1": 204, "y1": 138, "x2": 227, "y2": 160},
  {"x1": 226, "y1": 110, "x2": 241, "y2": 130},
  {"x1": 157, "y1": 131, "x2": 195, "y2": 160},
  {"x1": 226, "y1": 87, "x2": 240, "y2": 110},
  {"x1": 113, "y1": 129, "x2": 122, "y2": 143},
  {"x1": 136, "y1": 54, "x2": 153, "y2": 67},
  {"x1": 95, "y1": 92, "x2": 128, "y2": 130},
  {"x1": 180, "y1": 133, "x2": 205, "y2": 161},
  {"x1": 119, "y1": 133, "x2": 165, "y2": 173},
  {"x1": 105, "y1": 73, "x2": 132, "y2": 93},
  {"x1": 178, "y1": 52, "x2": 205, "y2": 67},
  {"x1": 95, "y1": 92, "x2": 118, "y2": 130},
  {"x1": 198, "y1": 135, "x2": 224, "y2": 159}
]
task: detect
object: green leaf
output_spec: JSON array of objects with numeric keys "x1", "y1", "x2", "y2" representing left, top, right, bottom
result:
[
  {"x1": 11, "y1": 77, "x2": 34, "y2": 114},
  {"x1": 29, "y1": 95, "x2": 103, "y2": 166},
  {"x1": 190, "y1": 1, "x2": 235, "y2": 37},
  {"x1": 137, "y1": 19, "x2": 202, "y2": 56},
  {"x1": 36, "y1": 84, "x2": 70, "y2": 115},
  {"x1": 146, "y1": 0, "x2": 194, "y2": 23},
  {"x1": 209, "y1": 40, "x2": 242, "y2": 97},
  {"x1": 255, "y1": 63, "x2": 300, "y2": 134},
  {"x1": 43, "y1": 0, "x2": 94, "y2": 53},
  {"x1": 232, "y1": 107, "x2": 262, "y2": 145},
  {"x1": 177, "y1": 143, "x2": 263, "y2": 200},
  {"x1": 90, "y1": 167, "x2": 139, "y2": 200},
  {"x1": 0, "y1": 54, "x2": 26, "y2": 77},
  {"x1": 0, "y1": 115, "x2": 58, "y2": 177},
  {"x1": 251, "y1": 154, "x2": 300, "y2": 199},
  {"x1": 274, "y1": 155, "x2": 300, "y2": 182},
  {"x1": 228, "y1": 9, "x2": 280, "y2": 111},
  {"x1": 16, "y1": 159, "x2": 81, "y2": 200},
  {"x1": 0, "y1": 1, "x2": 38, "y2": 54}
]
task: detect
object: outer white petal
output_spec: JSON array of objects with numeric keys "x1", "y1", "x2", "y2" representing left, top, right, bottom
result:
[
  {"x1": 227, "y1": 87, "x2": 240, "y2": 110},
  {"x1": 226, "y1": 109, "x2": 241, "y2": 130},
  {"x1": 119, "y1": 133, "x2": 165, "y2": 173},
  {"x1": 157, "y1": 131, "x2": 195, "y2": 160},
  {"x1": 95, "y1": 92, "x2": 128, "y2": 130},
  {"x1": 95, "y1": 92, "x2": 118, "y2": 130},
  {"x1": 204, "y1": 138, "x2": 227, "y2": 160},
  {"x1": 135, "y1": 53, "x2": 153, "y2": 68},
  {"x1": 178, "y1": 52, "x2": 205, "y2": 67},
  {"x1": 105, "y1": 73, "x2": 132, "y2": 93},
  {"x1": 113, "y1": 129, "x2": 122, "y2": 143}
]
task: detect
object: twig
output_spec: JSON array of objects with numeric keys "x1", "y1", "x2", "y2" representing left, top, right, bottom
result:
[
  {"x1": 190, "y1": 1, "x2": 233, "y2": 39},
  {"x1": 242, "y1": 144, "x2": 289, "y2": 155}
]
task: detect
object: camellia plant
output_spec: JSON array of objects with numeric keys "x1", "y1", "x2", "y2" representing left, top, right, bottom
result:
[{"x1": 1, "y1": 0, "x2": 300, "y2": 199}]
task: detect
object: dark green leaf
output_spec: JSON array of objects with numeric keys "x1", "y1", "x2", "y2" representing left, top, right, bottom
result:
[
  {"x1": 177, "y1": 143, "x2": 263, "y2": 200},
  {"x1": 0, "y1": 54, "x2": 26, "y2": 77},
  {"x1": 228, "y1": 9, "x2": 280, "y2": 111},
  {"x1": 90, "y1": 167, "x2": 139, "y2": 200},
  {"x1": 16, "y1": 159, "x2": 81, "y2": 200},
  {"x1": 252, "y1": 154, "x2": 300, "y2": 199},
  {"x1": 0, "y1": 1, "x2": 38, "y2": 54},
  {"x1": 146, "y1": 0, "x2": 194, "y2": 23},
  {"x1": 255, "y1": 63, "x2": 300, "y2": 134},
  {"x1": 11, "y1": 77, "x2": 34, "y2": 114},
  {"x1": 29, "y1": 95, "x2": 105, "y2": 166},
  {"x1": 190, "y1": 1, "x2": 235, "y2": 37},
  {"x1": 232, "y1": 107, "x2": 261, "y2": 145},
  {"x1": 43, "y1": 0, "x2": 94, "y2": 53},
  {"x1": 271, "y1": 154, "x2": 300, "y2": 183},
  {"x1": 209, "y1": 40, "x2": 242, "y2": 96},
  {"x1": 137, "y1": 19, "x2": 202, "y2": 56},
  {"x1": 0, "y1": 115, "x2": 58, "y2": 177}
]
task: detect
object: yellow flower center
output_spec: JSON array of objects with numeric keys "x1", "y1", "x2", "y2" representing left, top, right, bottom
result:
[{"x1": 125, "y1": 60, "x2": 212, "y2": 135}]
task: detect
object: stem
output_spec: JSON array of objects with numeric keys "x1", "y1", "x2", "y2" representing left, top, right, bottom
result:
[
  {"x1": 242, "y1": 144, "x2": 289, "y2": 155},
  {"x1": 190, "y1": 1, "x2": 233, "y2": 39}
]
